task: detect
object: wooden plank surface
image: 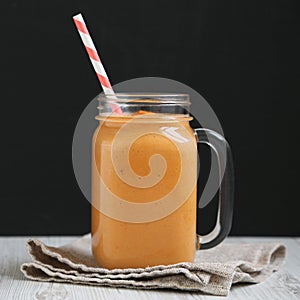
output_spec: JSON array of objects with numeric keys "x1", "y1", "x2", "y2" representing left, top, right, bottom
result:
[{"x1": 0, "y1": 237, "x2": 299, "y2": 300}]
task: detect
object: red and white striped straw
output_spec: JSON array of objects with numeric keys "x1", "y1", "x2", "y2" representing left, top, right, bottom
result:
[{"x1": 73, "y1": 13, "x2": 122, "y2": 115}]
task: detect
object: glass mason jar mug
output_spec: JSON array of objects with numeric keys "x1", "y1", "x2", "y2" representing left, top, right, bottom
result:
[{"x1": 91, "y1": 94, "x2": 234, "y2": 269}]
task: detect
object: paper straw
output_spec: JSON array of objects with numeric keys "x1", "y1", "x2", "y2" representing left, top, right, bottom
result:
[{"x1": 73, "y1": 13, "x2": 122, "y2": 115}]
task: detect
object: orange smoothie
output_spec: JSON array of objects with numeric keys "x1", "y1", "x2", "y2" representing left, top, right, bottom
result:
[{"x1": 91, "y1": 113, "x2": 197, "y2": 269}]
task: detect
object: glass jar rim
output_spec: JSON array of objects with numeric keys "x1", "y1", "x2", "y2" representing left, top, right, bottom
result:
[{"x1": 97, "y1": 93, "x2": 190, "y2": 104}]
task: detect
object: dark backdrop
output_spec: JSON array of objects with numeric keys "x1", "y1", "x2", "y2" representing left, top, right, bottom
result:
[{"x1": 1, "y1": 1, "x2": 299, "y2": 235}]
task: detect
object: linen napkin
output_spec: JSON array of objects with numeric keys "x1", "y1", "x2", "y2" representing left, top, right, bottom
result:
[{"x1": 21, "y1": 234, "x2": 286, "y2": 296}]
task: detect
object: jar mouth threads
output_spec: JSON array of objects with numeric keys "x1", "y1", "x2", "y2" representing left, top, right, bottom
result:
[
  {"x1": 97, "y1": 93, "x2": 191, "y2": 116},
  {"x1": 98, "y1": 93, "x2": 190, "y2": 104}
]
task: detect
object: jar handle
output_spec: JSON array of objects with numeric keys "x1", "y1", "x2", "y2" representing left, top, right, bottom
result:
[{"x1": 194, "y1": 128, "x2": 234, "y2": 250}]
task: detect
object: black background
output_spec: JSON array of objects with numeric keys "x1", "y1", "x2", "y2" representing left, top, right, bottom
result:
[{"x1": 1, "y1": 1, "x2": 299, "y2": 236}]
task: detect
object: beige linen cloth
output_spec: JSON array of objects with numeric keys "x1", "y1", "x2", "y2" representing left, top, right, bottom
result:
[{"x1": 21, "y1": 234, "x2": 286, "y2": 296}]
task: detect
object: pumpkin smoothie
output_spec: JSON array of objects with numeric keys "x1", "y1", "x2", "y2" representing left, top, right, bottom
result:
[{"x1": 91, "y1": 112, "x2": 197, "y2": 269}]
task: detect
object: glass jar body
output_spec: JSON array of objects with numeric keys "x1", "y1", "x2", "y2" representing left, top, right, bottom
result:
[{"x1": 91, "y1": 114, "x2": 197, "y2": 269}]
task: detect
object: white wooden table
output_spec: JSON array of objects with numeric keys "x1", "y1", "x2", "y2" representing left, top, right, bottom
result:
[{"x1": 0, "y1": 237, "x2": 299, "y2": 299}]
